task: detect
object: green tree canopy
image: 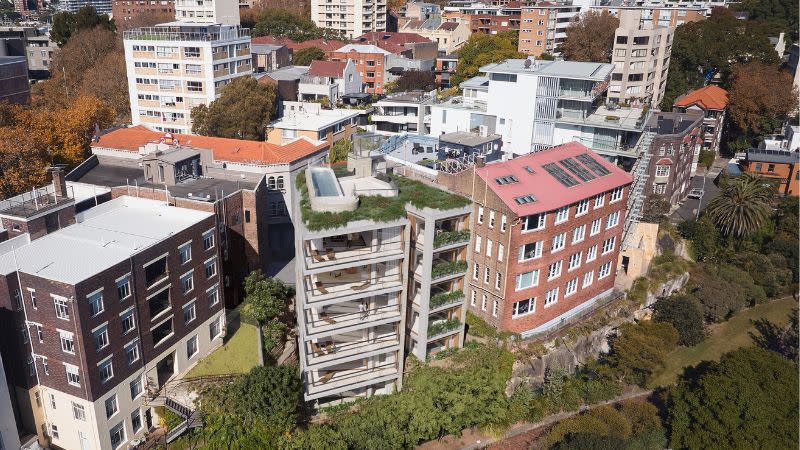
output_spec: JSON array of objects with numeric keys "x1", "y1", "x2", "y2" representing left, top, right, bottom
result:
[
  {"x1": 51, "y1": 6, "x2": 115, "y2": 46},
  {"x1": 751, "y1": 309, "x2": 799, "y2": 362},
  {"x1": 705, "y1": 173, "x2": 774, "y2": 238},
  {"x1": 293, "y1": 47, "x2": 326, "y2": 66},
  {"x1": 241, "y1": 271, "x2": 293, "y2": 325},
  {"x1": 653, "y1": 294, "x2": 706, "y2": 346},
  {"x1": 252, "y1": 9, "x2": 343, "y2": 42},
  {"x1": 667, "y1": 346, "x2": 799, "y2": 450},
  {"x1": 733, "y1": 0, "x2": 798, "y2": 36},
  {"x1": 452, "y1": 31, "x2": 524, "y2": 85},
  {"x1": 606, "y1": 321, "x2": 679, "y2": 386},
  {"x1": 385, "y1": 70, "x2": 436, "y2": 93},
  {"x1": 329, "y1": 139, "x2": 352, "y2": 163},
  {"x1": 191, "y1": 77, "x2": 278, "y2": 140}
]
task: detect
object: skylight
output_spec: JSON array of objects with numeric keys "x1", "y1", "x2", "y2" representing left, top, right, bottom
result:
[
  {"x1": 542, "y1": 163, "x2": 580, "y2": 187},
  {"x1": 495, "y1": 175, "x2": 519, "y2": 185},
  {"x1": 559, "y1": 157, "x2": 596, "y2": 182},
  {"x1": 575, "y1": 153, "x2": 611, "y2": 177},
  {"x1": 514, "y1": 194, "x2": 536, "y2": 205}
]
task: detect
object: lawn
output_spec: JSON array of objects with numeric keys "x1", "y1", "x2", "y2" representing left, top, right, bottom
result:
[
  {"x1": 186, "y1": 319, "x2": 260, "y2": 378},
  {"x1": 651, "y1": 296, "x2": 797, "y2": 387}
]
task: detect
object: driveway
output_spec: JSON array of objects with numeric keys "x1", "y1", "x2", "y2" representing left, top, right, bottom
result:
[{"x1": 670, "y1": 160, "x2": 725, "y2": 223}]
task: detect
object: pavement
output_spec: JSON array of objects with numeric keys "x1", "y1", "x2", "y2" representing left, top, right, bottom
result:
[{"x1": 670, "y1": 159, "x2": 726, "y2": 223}]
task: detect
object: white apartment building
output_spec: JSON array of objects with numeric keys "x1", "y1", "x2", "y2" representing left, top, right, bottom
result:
[
  {"x1": 608, "y1": 8, "x2": 673, "y2": 107},
  {"x1": 123, "y1": 0, "x2": 252, "y2": 134},
  {"x1": 311, "y1": 0, "x2": 388, "y2": 38},
  {"x1": 429, "y1": 58, "x2": 650, "y2": 166}
]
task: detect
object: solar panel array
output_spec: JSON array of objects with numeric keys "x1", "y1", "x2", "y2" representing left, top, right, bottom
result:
[
  {"x1": 542, "y1": 163, "x2": 580, "y2": 187},
  {"x1": 559, "y1": 157, "x2": 596, "y2": 182},
  {"x1": 575, "y1": 154, "x2": 611, "y2": 177}
]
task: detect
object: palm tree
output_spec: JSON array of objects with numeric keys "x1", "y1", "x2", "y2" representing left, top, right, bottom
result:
[{"x1": 705, "y1": 174, "x2": 773, "y2": 237}]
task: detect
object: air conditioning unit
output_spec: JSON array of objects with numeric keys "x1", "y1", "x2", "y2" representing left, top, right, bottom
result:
[{"x1": 478, "y1": 125, "x2": 489, "y2": 137}]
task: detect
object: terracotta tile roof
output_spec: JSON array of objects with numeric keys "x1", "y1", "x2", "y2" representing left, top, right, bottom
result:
[
  {"x1": 673, "y1": 85, "x2": 729, "y2": 110},
  {"x1": 308, "y1": 60, "x2": 346, "y2": 78},
  {"x1": 352, "y1": 32, "x2": 433, "y2": 54},
  {"x1": 476, "y1": 142, "x2": 633, "y2": 216},
  {"x1": 250, "y1": 36, "x2": 347, "y2": 52},
  {"x1": 91, "y1": 125, "x2": 327, "y2": 165}
]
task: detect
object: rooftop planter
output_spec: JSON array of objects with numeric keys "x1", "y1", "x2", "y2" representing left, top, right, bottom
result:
[
  {"x1": 427, "y1": 318, "x2": 461, "y2": 337},
  {"x1": 431, "y1": 260, "x2": 468, "y2": 279},
  {"x1": 433, "y1": 229, "x2": 471, "y2": 249},
  {"x1": 429, "y1": 290, "x2": 465, "y2": 309}
]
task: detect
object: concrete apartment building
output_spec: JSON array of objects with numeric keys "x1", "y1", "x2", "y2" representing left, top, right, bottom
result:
[
  {"x1": 310, "y1": 0, "x2": 387, "y2": 38},
  {"x1": 399, "y1": 19, "x2": 470, "y2": 54},
  {"x1": 267, "y1": 102, "x2": 361, "y2": 146},
  {"x1": 518, "y1": 0, "x2": 588, "y2": 57},
  {"x1": 0, "y1": 26, "x2": 57, "y2": 79},
  {"x1": 298, "y1": 59, "x2": 363, "y2": 104},
  {"x1": 608, "y1": 8, "x2": 673, "y2": 106},
  {"x1": 430, "y1": 58, "x2": 651, "y2": 168},
  {"x1": 372, "y1": 91, "x2": 437, "y2": 135},
  {"x1": 123, "y1": 0, "x2": 252, "y2": 134},
  {"x1": 672, "y1": 84, "x2": 728, "y2": 153},
  {"x1": 643, "y1": 111, "x2": 703, "y2": 203},
  {"x1": 58, "y1": 0, "x2": 113, "y2": 14},
  {"x1": 442, "y1": 2, "x2": 521, "y2": 35},
  {"x1": 0, "y1": 184, "x2": 226, "y2": 450},
  {"x1": 435, "y1": 54, "x2": 458, "y2": 88},
  {"x1": 590, "y1": 3, "x2": 706, "y2": 27},
  {"x1": 465, "y1": 142, "x2": 632, "y2": 336},
  {"x1": 112, "y1": 0, "x2": 175, "y2": 24}
]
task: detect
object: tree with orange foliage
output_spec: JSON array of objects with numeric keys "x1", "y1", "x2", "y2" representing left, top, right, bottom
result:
[
  {"x1": 728, "y1": 61, "x2": 799, "y2": 137},
  {"x1": 560, "y1": 11, "x2": 619, "y2": 63}
]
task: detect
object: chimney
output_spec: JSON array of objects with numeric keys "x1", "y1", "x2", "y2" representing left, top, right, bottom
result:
[
  {"x1": 476, "y1": 155, "x2": 486, "y2": 168},
  {"x1": 50, "y1": 168, "x2": 68, "y2": 200}
]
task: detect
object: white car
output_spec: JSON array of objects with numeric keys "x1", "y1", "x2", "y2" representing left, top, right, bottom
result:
[{"x1": 687, "y1": 188, "x2": 704, "y2": 199}]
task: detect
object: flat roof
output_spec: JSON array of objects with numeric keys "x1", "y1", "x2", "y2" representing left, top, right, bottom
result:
[
  {"x1": 261, "y1": 65, "x2": 309, "y2": 81},
  {"x1": 270, "y1": 109, "x2": 360, "y2": 131},
  {"x1": 480, "y1": 59, "x2": 613, "y2": 81},
  {"x1": 440, "y1": 131, "x2": 501, "y2": 147},
  {"x1": 460, "y1": 76, "x2": 489, "y2": 91},
  {"x1": 0, "y1": 196, "x2": 214, "y2": 284},
  {"x1": 746, "y1": 149, "x2": 800, "y2": 165}
]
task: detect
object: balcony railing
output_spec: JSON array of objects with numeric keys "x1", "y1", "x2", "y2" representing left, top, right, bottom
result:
[
  {"x1": 307, "y1": 272, "x2": 403, "y2": 303},
  {"x1": 307, "y1": 362, "x2": 397, "y2": 393},
  {"x1": 431, "y1": 260, "x2": 468, "y2": 280},
  {"x1": 124, "y1": 27, "x2": 250, "y2": 42},
  {"x1": 427, "y1": 318, "x2": 461, "y2": 338},
  {"x1": 429, "y1": 290, "x2": 464, "y2": 309},
  {"x1": 307, "y1": 333, "x2": 399, "y2": 365},
  {"x1": 306, "y1": 303, "x2": 401, "y2": 334},
  {"x1": 433, "y1": 229, "x2": 471, "y2": 249}
]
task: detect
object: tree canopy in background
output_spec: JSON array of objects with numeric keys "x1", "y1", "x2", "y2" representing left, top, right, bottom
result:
[
  {"x1": 733, "y1": 0, "x2": 798, "y2": 38},
  {"x1": 252, "y1": 8, "x2": 343, "y2": 41},
  {"x1": 728, "y1": 61, "x2": 798, "y2": 136},
  {"x1": 559, "y1": 11, "x2": 619, "y2": 63},
  {"x1": 667, "y1": 346, "x2": 798, "y2": 450},
  {"x1": 385, "y1": 70, "x2": 436, "y2": 93},
  {"x1": 51, "y1": 6, "x2": 115, "y2": 46},
  {"x1": 191, "y1": 77, "x2": 278, "y2": 140},
  {"x1": 293, "y1": 46, "x2": 326, "y2": 66},
  {"x1": 452, "y1": 31, "x2": 524, "y2": 85}
]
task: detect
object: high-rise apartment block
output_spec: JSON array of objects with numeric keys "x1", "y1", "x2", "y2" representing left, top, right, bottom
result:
[
  {"x1": 123, "y1": 0, "x2": 252, "y2": 134},
  {"x1": 518, "y1": 0, "x2": 588, "y2": 57},
  {"x1": 466, "y1": 142, "x2": 631, "y2": 336},
  {"x1": 590, "y1": 3, "x2": 707, "y2": 26},
  {"x1": 310, "y1": 0, "x2": 388, "y2": 38},
  {"x1": 0, "y1": 183, "x2": 226, "y2": 450},
  {"x1": 608, "y1": 9, "x2": 673, "y2": 107}
]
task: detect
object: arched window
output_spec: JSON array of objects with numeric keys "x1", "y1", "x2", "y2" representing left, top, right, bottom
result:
[
  {"x1": 276, "y1": 176, "x2": 285, "y2": 190},
  {"x1": 268, "y1": 176, "x2": 276, "y2": 190}
]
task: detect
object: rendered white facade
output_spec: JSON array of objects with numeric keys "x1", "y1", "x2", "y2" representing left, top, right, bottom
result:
[
  {"x1": 174, "y1": 0, "x2": 240, "y2": 25},
  {"x1": 311, "y1": 0, "x2": 388, "y2": 38}
]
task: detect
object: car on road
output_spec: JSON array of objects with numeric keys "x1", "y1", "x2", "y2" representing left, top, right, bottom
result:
[{"x1": 687, "y1": 188, "x2": 704, "y2": 199}]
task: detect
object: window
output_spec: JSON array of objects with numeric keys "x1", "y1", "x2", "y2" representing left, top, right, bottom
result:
[
  {"x1": 654, "y1": 164, "x2": 670, "y2": 177},
  {"x1": 484, "y1": 267, "x2": 490, "y2": 284},
  {"x1": 187, "y1": 81, "x2": 203, "y2": 92},
  {"x1": 568, "y1": 252, "x2": 582, "y2": 271},
  {"x1": 130, "y1": 377, "x2": 143, "y2": 400},
  {"x1": 181, "y1": 271, "x2": 194, "y2": 294},
  {"x1": 615, "y1": 49, "x2": 626, "y2": 57},
  {"x1": 606, "y1": 211, "x2": 620, "y2": 229},
  {"x1": 512, "y1": 298, "x2": 535, "y2": 317},
  {"x1": 42, "y1": 357, "x2": 49, "y2": 375},
  {"x1": 125, "y1": 340, "x2": 140, "y2": 365},
  {"x1": 203, "y1": 229, "x2": 215, "y2": 250},
  {"x1": 88, "y1": 291, "x2": 104, "y2": 317},
  {"x1": 501, "y1": 215, "x2": 507, "y2": 232},
  {"x1": 144, "y1": 256, "x2": 168, "y2": 287},
  {"x1": 20, "y1": 324, "x2": 30, "y2": 344},
  {"x1": 187, "y1": 335, "x2": 198, "y2": 358},
  {"x1": 471, "y1": 290, "x2": 477, "y2": 306},
  {"x1": 498, "y1": 244, "x2": 505, "y2": 262},
  {"x1": 475, "y1": 235, "x2": 482, "y2": 252},
  {"x1": 768, "y1": 164, "x2": 775, "y2": 173},
  {"x1": 93, "y1": 325, "x2": 109, "y2": 351},
  {"x1": 586, "y1": 245, "x2": 598, "y2": 262},
  {"x1": 477, "y1": 206, "x2": 484, "y2": 224},
  {"x1": 610, "y1": 187, "x2": 623, "y2": 203},
  {"x1": 54, "y1": 297, "x2": 69, "y2": 320},
  {"x1": 132, "y1": 409, "x2": 143, "y2": 433},
  {"x1": 59, "y1": 331, "x2": 74, "y2": 354},
  {"x1": 551, "y1": 233, "x2": 566, "y2": 252},
  {"x1": 98, "y1": 358, "x2": 114, "y2": 384},
  {"x1": 13, "y1": 289, "x2": 22, "y2": 310},
  {"x1": 548, "y1": 261, "x2": 562, "y2": 280},
  {"x1": 121, "y1": 309, "x2": 135, "y2": 334},
  {"x1": 522, "y1": 213, "x2": 546, "y2": 232},
  {"x1": 117, "y1": 275, "x2": 131, "y2": 300},
  {"x1": 565, "y1": 278, "x2": 578, "y2": 297},
  {"x1": 492, "y1": 300, "x2": 498, "y2": 317},
  {"x1": 35, "y1": 324, "x2": 43, "y2": 342},
  {"x1": 51, "y1": 424, "x2": 59, "y2": 440},
  {"x1": 594, "y1": 194, "x2": 604, "y2": 208},
  {"x1": 205, "y1": 258, "x2": 217, "y2": 279},
  {"x1": 598, "y1": 262, "x2": 612, "y2": 279},
  {"x1": 109, "y1": 421, "x2": 125, "y2": 449},
  {"x1": 209, "y1": 317, "x2": 222, "y2": 340},
  {"x1": 486, "y1": 239, "x2": 493, "y2": 257},
  {"x1": 481, "y1": 294, "x2": 487, "y2": 311},
  {"x1": 49, "y1": 393, "x2": 56, "y2": 409},
  {"x1": 65, "y1": 364, "x2": 80, "y2": 387},
  {"x1": 148, "y1": 287, "x2": 170, "y2": 318},
  {"x1": 554, "y1": 206, "x2": 569, "y2": 224},
  {"x1": 572, "y1": 225, "x2": 586, "y2": 243},
  {"x1": 183, "y1": 301, "x2": 197, "y2": 324},
  {"x1": 515, "y1": 270, "x2": 539, "y2": 290},
  {"x1": 575, "y1": 199, "x2": 589, "y2": 216},
  {"x1": 29, "y1": 290, "x2": 37, "y2": 309},
  {"x1": 583, "y1": 270, "x2": 594, "y2": 287},
  {"x1": 616, "y1": 35, "x2": 628, "y2": 44},
  {"x1": 590, "y1": 218, "x2": 601, "y2": 236},
  {"x1": 207, "y1": 285, "x2": 220, "y2": 307},
  {"x1": 545, "y1": 287, "x2": 559, "y2": 306},
  {"x1": 519, "y1": 241, "x2": 543, "y2": 261},
  {"x1": 179, "y1": 242, "x2": 192, "y2": 264},
  {"x1": 602, "y1": 237, "x2": 616, "y2": 255},
  {"x1": 72, "y1": 402, "x2": 86, "y2": 421},
  {"x1": 488, "y1": 211, "x2": 495, "y2": 228},
  {"x1": 473, "y1": 263, "x2": 480, "y2": 280}
]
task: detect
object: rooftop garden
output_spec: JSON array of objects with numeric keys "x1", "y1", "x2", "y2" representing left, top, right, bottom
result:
[{"x1": 296, "y1": 170, "x2": 471, "y2": 231}]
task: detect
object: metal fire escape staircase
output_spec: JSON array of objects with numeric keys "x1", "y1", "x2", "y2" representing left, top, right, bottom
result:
[{"x1": 622, "y1": 130, "x2": 655, "y2": 249}]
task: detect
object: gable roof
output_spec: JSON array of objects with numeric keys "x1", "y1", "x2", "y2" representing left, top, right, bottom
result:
[
  {"x1": 91, "y1": 126, "x2": 327, "y2": 166},
  {"x1": 308, "y1": 60, "x2": 347, "y2": 78},
  {"x1": 351, "y1": 32, "x2": 433, "y2": 54},
  {"x1": 673, "y1": 85, "x2": 729, "y2": 110},
  {"x1": 475, "y1": 142, "x2": 633, "y2": 216}
]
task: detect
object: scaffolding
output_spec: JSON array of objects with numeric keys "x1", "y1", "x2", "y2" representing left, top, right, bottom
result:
[{"x1": 622, "y1": 130, "x2": 654, "y2": 249}]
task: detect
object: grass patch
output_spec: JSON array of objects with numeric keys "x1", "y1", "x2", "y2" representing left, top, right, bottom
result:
[
  {"x1": 296, "y1": 171, "x2": 471, "y2": 231},
  {"x1": 650, "y1": 296, "x2": 796, "y2": 387},
  {"x1": 186, "y1": 320, "x2": 260, "y2": 378}
]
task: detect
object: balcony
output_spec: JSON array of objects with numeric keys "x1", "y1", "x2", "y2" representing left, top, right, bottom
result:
[
  {"x1": 432, "y1": 229, "x2": 470, "y2": 250},
  {"x1": 372, "y1": 113, "x2": 419, "y2": 124},
  {"x1": 124, "y1": 27, "x2": 250, "y2": 42},
  {"x1": 427, "y1": 318, "x2": 461, "y2": 340},
  {"x1": 429, "y1": 259, "x2": 468, "y2": 281},
  {"x1": 555, "y1": 104, "x2": 649, "y2": 132},
  {"x1": 305, "y1": 330, "x2": 400, "y2": 367},
  {"x1": 429, "y1": 290, "x2": 464, "y2": 310},
  {"x1": 303, "y1": 230, "x2": 403, "y2": 270},
  {"x1": 213, "y1": 68, "x2": 230, "y2": 78},
  {"x1": 305, "y1": 299, "x2": 401, "y2": 336},
  {"x1": 306, "y1": 362, "x2": 398, "y2": 398},
  {"x1": 305, "y1": 269, "x2": 404, "y2": 305},
  {"x1": 212, "y1": 51, "x2": 229, "y2": 61}
]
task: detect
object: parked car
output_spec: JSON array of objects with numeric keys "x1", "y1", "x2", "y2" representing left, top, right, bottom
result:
[{"x1": 687, "y1": 188, "x2": 704, "y2": 199}]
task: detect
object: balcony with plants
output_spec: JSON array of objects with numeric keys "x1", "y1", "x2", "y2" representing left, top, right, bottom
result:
[
  {"x1": 429, "y1": 289, "x2": 465, "y2": 310},
  {"x1": 431, "y1": 260, "x2": 468, "y2": 281},
  {"x1": 427, "y1": 317, "x2": 461, "y2": 339}
]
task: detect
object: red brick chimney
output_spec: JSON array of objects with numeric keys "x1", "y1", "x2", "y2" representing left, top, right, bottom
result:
[{"x1": 50, "y1": 168, "x2": 68, "y2": 200}]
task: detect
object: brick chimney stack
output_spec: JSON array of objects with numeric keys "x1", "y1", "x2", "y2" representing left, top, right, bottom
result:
[{"x1": 50, "y1": 168, "x2": 68, "y2": 200}]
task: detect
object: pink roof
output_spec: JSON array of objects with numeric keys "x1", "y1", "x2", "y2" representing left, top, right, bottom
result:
[
  {"x1": 308, "y1": 60, "x2": 346, "y2": 78},
  {"x1": 476, "y1": 142, "x2": 633, "y2": 217}
]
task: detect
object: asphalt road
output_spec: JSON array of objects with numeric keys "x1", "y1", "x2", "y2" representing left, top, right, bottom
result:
[{"x1": 670, "y1": 161, "x2": 725, "y2": 223}]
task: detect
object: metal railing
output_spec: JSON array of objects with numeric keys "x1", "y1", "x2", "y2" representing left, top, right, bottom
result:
[{"x1": 124, "y1": 27, "x2": 250, "y2": 42}]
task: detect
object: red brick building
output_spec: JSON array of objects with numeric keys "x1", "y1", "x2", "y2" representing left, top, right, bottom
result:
[
  {"x1": 645, "y1": 111, "x2": 704, "y2": 204},
  {"x1": 672, "y1": 85, "x2": 729, "y2": 153},
  {"x1": 112, "y1": 0, "x2": 175, "y2": 24},
  {"x1": 466, "y1": 142, "x2": 632, "y2": 337}
]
